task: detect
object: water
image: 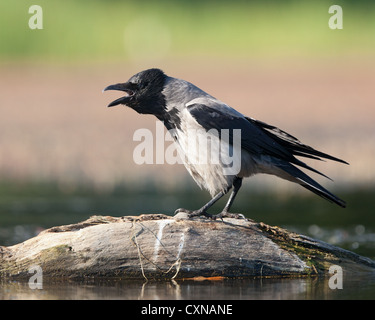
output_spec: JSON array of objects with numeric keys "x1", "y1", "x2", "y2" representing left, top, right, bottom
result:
[{"x1": 2, "y1": 275, "x2": 375, "y2": 300}]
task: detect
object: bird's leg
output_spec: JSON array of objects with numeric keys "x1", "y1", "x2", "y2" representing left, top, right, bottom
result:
[
  {"x1": 213, "y1": 177, "x2": 245, "y2": 220},
  {"x1": 174, "y1": 187, "x2": 231, "y2": 218}
]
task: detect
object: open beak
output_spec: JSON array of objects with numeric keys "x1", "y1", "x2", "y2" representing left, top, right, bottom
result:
[{"x1": 103, "y1": 82, "x2": 135, "y2": 107}]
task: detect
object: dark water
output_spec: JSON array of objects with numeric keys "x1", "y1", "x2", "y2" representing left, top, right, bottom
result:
[
  {"x1": 2, "y1": 275, "x2": 375, "y2": 300},
  {"x1": 1, "y1": 182, "x2": 375, "y2": 300}
]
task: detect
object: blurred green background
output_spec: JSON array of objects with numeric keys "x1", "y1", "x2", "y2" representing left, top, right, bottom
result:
[
  {"x1": 1, "y1": 0, "x2": 375, "y2": 61},
  {"x1": 0, "y1": 0, "x2": 374, "y2": 260}
]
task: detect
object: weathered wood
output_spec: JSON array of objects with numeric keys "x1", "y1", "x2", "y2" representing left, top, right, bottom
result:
[{"x1": 1, "y1": 213, "x2": 374, "y2": 280}]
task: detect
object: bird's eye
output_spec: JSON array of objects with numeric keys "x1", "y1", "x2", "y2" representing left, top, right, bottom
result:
[{"x1": 128, "y1": 82, "x2": 139, "y2": 90}]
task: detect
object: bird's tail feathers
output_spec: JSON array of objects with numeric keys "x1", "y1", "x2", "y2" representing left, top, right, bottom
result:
[{"x1": 277, "y1": 163, "x2": 346, "y2": 208}]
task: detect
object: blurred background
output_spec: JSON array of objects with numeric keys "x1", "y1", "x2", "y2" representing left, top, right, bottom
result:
[{"x1": 0, "y1": 0, "x2": 374, "y2": 259}]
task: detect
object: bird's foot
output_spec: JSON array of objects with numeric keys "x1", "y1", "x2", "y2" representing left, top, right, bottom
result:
[
  {"x1": 212, "y1": 211, "x2": 246, "y2": 220},
  {"x1": 174, "y1": 208, "x2": 212, "y2": 219},
  {"x1": 174, "y1": 208, "x2": 245, "y2": 220}
]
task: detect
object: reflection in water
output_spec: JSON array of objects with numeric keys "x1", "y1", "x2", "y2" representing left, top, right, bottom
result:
[{"x1": 1, "y1": 275, "x2": 375, "y2": 300}]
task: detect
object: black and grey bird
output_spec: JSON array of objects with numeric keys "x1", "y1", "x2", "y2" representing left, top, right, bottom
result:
[{"x1": 104, "y1": 68, "x2": 348, "y2": 219}]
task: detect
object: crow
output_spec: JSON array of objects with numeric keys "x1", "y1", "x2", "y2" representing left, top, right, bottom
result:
[{"x1": 104, "y1": 68, "x2": 348, "y2": 219}]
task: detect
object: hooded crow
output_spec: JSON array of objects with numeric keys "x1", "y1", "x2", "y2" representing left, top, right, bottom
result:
[{"x1": 104, "y1": 68, "x2": 348, "y2": 219}]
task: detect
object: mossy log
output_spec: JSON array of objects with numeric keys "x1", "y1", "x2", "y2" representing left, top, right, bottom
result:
[{"x1": 1, "y1": 213, "x2": 374, "y2": 280}]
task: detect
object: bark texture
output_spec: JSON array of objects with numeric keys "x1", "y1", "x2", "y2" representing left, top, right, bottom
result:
[{"x1": 1, "y1": 214, "x2": 374, "y2": 280}]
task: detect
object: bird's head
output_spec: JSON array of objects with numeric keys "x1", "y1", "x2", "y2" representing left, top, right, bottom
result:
[{"x1": 103, "y1": 68, "x2": 167, "y2": 115}]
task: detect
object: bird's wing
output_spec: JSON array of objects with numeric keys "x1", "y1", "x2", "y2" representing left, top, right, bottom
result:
[
  {"x1": 186, "y1": 102, "x2": 346, "y2": 179},
  {"x1": 247, "y1": 118, "x2": 349, "y2": 165}
]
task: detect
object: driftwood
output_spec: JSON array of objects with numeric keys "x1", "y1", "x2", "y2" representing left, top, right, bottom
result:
[{"x1": 1, "y1": 213, "x2": 374, "y2": 280}]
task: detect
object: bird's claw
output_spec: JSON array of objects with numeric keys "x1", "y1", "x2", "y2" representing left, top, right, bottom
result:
[
  {"x1": 213, "y1": 212, "x2": 246, "y2": 220},
  {"x1": 174, "y1": 208, "x2": 245, "y2": 220},
  {"x1": 174, "y1": 208, "x2": 212, "y2": 219}
]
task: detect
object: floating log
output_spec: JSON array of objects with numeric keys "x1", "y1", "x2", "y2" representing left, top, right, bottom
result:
[{"x1": 1, "y1": 214, "x2": 374, "y2": 280}]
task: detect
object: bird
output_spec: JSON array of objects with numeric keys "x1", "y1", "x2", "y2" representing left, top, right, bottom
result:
[{"x1": 104, "y1": 68, "x2": 348, "y2": 219}]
